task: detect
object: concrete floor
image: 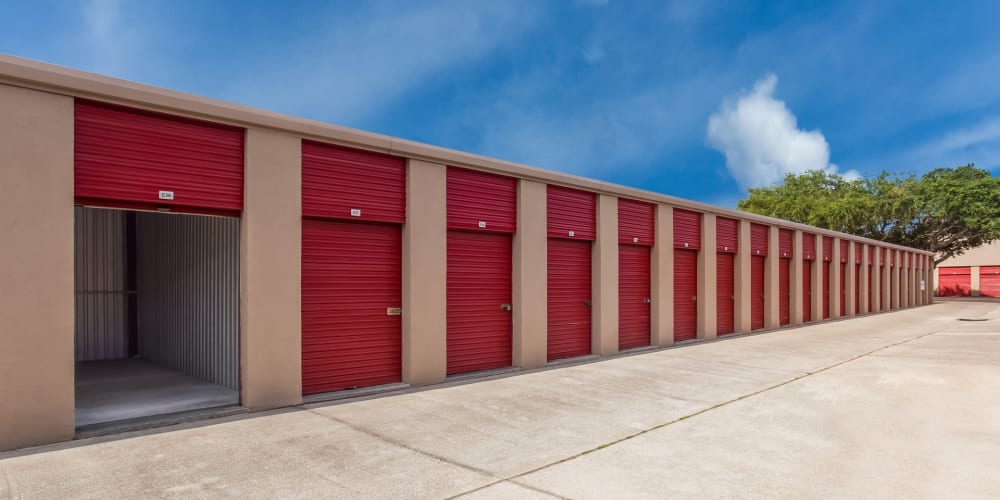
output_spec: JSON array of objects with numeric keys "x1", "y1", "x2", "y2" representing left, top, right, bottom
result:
[
  {"x1": 75, "y1": 359, "x2": 238, "y2": 427},
  {"x1": 3, "y1": 301, "x2": 999, "y2": 499}
]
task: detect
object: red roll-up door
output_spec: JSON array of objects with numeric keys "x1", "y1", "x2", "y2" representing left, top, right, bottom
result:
[
  {"x1": 548, "y1": 186, "x2": 597, "y2": 240},
  {"x1": 717, "y1": 253, "x2": 735, "y2": 335},
  {"x1": 301, "y1": 220, "x2": 402, "y2": 394},
  {"x1": 840, "y1": 262, "x2": 847, "y2": 316},
  {"x1": 980, "y1": 267, "x2": 1000, "y2": 297},
  {"x1": 779, "y1": 258, "x2": 790, "y2": 325},
  {"x1": 750, "y1": 223, "x2": 769, "y2": 257},
  {"x1": 303, "y1": 141, "x2": 407, "y2": 224},
  {"x1": 447, "y1": 232, "x2": 513, "y2": 375},
  {"x1": 867, "y1": 264, "x2": 874, "y2": 312},
  {"x1": 778, "y1": 229, "x2": 794, "y2": 258},
  {"x1": 673, "y1": 209, "x2": 702, "y2": 249},
  {"x1": 619, "y1": 245, "x2": 651, "y2": 349},
  {"x1": 938, "y1": 267, "x2": 971, "y2": 297},
  {"x1": 618, "y1": 199, "x2": 655, "y2": 246},
  {"x1": 548, "y1": 239, "x2": 593, "y2": 360},
  {"x1": 75, "y1": 100, "x2": 244, "y2": 215},
  {"x1": 751, "y1": 256, "x2": 765, "y2": 330},
  {"x1": 716, "y1": 217, "x2": 739, "y2": 252},
  {"x1": 802, "y1": 233, "x2": 817, "y2": 260},
  {"x1": 445, "y1": 167, "x2": 516, "y2": 375},
  {"x1": 447, "y1": 167, "x2": 517, "y2": 232},
  {"x1": 674, "y1": 249, "x2": 698, "y2": 341},
  {"x1": 803, "y1": 260, "x2": 812, "y2": 322},
  {"x1": 822, "y1": 261, "x2": 831, "y2": 319}
]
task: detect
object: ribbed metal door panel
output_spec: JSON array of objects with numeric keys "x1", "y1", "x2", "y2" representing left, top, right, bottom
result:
[
  {"x1": 823, "y1": 236, "x2": 833, "y2": 262},
  {"x1": 301, "y1": 220, "x2": 402, "y2": 394},
  {"x1": 618, "y1": 245, "x2": 651, "y2": 350},
  {"x1": 840, "y1": 240, "x2": 849, "y2": 262},
  {"x1": 673, "y1": 209, "x2": 702, "y2": 249},
  {"x1": 75, "y1": 100, "x2": 244, "y2": 215},
  {"x1": 750, "y1": 223, "x2": 768, "y2": 256},
  {"x1": 717, "y1": 253, "x2": 735, "y2": 335},
  {"x1": 302, "y1": 141, "x2": 406, "y2": 224},
  {"x1": 548, "y1": 185, "x2": 596, "y2": 240},
  {"x1": 779, "y1": 258, "x2": 790, "y2": 325},
  {"x1": 803, "y1": 260, "x2": 812, "y2": 322},
  {"x1": 980, "y1": 267, "x2": 1000, "y2": 297},
  {"x1": 778, "y1": 229, "x2": 793, "y2": 258},
  {"x1": 867, "y1": 264, "x2": 874, "y2": 312},
  {"x1": 447, "y1": 232, "x2": 512, "y2": 375},
  {"x1": 802, "y1": 233, "x2": 816, "y2": 260},
  {"x1": 938, "y1": 267, "x2": 971, "y2": 296},
  {"x1": 751, "y1": 256, "x2": 765, "y2": 330},
  {"x1": 447, "y1": 167, "x2": 517, "y2": 233},
  {"x1": 822, "y1": 261, "x2": 831, "y2": 319},
  {"x1": 673, "y1": 249, "x2": 698, "y2": 341},
  {"x1": 618, "y1": 199, "x2": 655, "y2": 245},
  {"x1": 548, "y1": 238, "x2": 592, "y2": 360},
  {"x1": 716, "y1": 217, "x2": 739, "y2": 252}
]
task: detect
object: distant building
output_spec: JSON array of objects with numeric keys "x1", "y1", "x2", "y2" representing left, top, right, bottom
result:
[{"x1": 934, "y1": 241, "x2": 1000, "y2": 297}]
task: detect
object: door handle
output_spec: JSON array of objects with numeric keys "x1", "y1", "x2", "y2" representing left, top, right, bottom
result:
[
  {"x1": 500, "y1": 303, "x2": 512, "y2": 311},
  {"x1": 643, "y1": 297, "x2": 651, "y2": 304},
  {"x1": 584, "y1": 300, "x2": 592, "y2": 307}
]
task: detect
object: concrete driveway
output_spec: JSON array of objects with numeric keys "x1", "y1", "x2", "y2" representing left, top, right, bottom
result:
[{"x1": 2, "y1": 301, "x2": 999, "y2": 499}]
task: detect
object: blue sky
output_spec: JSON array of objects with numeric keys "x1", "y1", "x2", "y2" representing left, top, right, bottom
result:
[{"x1": 3, "y1": 0, "x2": 999, "y2": 207}]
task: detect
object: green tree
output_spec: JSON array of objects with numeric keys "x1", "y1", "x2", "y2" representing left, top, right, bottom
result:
[{"x1": 736, "y1": 164, "x2": 1000, "y2": 265}]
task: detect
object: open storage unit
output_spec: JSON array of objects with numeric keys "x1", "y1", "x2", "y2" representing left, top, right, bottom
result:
[{"x1": 73, "y1": 100, "x2": 243, "y2": 428}]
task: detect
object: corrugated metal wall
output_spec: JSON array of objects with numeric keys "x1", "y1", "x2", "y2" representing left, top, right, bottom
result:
[
  {"x1": 75, "y1": 207, "x2": 129, "y2": 361},
  {"x1": 136, "y1": 212, "x2": 239, "y2": 390}
]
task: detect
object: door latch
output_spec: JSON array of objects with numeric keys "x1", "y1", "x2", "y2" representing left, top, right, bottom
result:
[
  {"x1": 500, "y1": 303, "x2": 512, "y2": 311},
  {"x1": 584, "y1": 300, "x2": 592, "y2": 307},
  {"x1": 643, "y1": 297, "x2": 651, "y2": 304},
  {"x1": 691, "y1": 296, "x2": 697, "y2": 301}
]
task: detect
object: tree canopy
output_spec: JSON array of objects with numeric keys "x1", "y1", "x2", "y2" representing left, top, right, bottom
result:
[{"x1": 737, "y1": 164, "x2": 1000, "y2": 265}]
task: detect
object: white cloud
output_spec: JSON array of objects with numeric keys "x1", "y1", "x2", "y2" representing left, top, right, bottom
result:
[
  {"x1": 706, "y1": 74, "x2": 857, "y2": 188},
  {"x1": 901, "y1": 117, "x2": 1000, "y2": 171},
  {"x1": 223, "y1": 1, "x2": 539, "y2": 125}
]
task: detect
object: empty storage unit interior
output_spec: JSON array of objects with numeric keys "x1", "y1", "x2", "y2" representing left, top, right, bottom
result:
[
  {"x1": 73, "y1": 100, "x2": 243, "y2": 427},
  {"x1": 0, "y1": 57, "x2": 938, "y2": 451}
]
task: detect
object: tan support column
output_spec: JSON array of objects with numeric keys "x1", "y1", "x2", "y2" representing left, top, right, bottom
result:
[
  {"x1": 831, "y1": 238, "x2": 842, "y2": 319},
  {"x1": 651, "y1": 205, "x2": 673, "y2": 346},
  {"x1": 859, "y1": 244, "x2": 870, "y2": 314},
  {"x1": 402, "y1": 159, "x2": 447, "y2": 386},
  {"x1": 903, "y1": 255, "x2": 911, "y2": 306},
  {"x1": 923, "y1": 255, "x2": 931, "y2": 304},
  {"x1": 790, "y1": 231, "x2": 803, "y2": 324},
  {"x1": 0, "y1": 85, "x2": 74, "y2": 451},
  {"x1": 513, "y1": 179, "x2": 547, "y2": 369},
  {"x1": 765, "y1": 226, "x2": 780, "y2": 328},
  {"x1": 845, "y1": 242, "x2": 857, "y2": 316},
  {"x1": 811, "y1": 234, "x2": 823, "y2": 321},
  {"x1": 889, "y1": 249, "x2": 903, "y2": 309},
  {"x1": 593, "y1": 195, "x2": 619, "y2": 355},
  {"x1": 908, "y1": 255, "x2": 916, "y2": 305},
  {"x1": 882, "y1": 249, "x2": 891, "y2": 311},
  {"x1": 971, "y1": 265, "x2": 982, "y2": 297},
  {"x1": 241, "y1": 128, "x2": 302, "y2": 410},
  {"x1": 735, "y1": 220, "x2": 752, "y2": 333},
  {"x1": 871, "y1": 248, "x2": 881, "y2": 313},
  {"x1": 698, "y1": 214, "x2": 717, "y2": 339}
]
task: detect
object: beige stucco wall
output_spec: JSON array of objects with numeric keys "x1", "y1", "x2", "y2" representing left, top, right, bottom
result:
[
  {"x1": 240, "y1": 128, "x2": 302, "y2": 410},
  {"x1": 791, "y1": 231, "x2": 804, "y2": 323},
  {"x1": 593, "y1": 195, "x2": 619, "y2": 355},
  {"x1": 810, "y1": 234, "x2": 823, "y2": 320},
  {"x1": 937, "y1": 241, "x2": 1000, "y2": 267},
  {"x1": 651, "y1": 205, "x2": 673, "y2": 346},
  {"x1": 0, "y1": 85, "x2": 75, "y2": 451},
  {"x1": 734, "y1": 220, "x2": 752, "y2": 333},
  {"x1": 513, "y1": 180, "x2": 548, "y2": 368},
  {"x1": 698, "y1": 214, "x2": 718, "y2": 339},
  {"x1": 402, "y1": 160, "x2": 447, "y2": 386}
]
